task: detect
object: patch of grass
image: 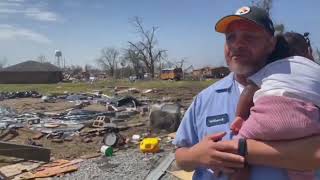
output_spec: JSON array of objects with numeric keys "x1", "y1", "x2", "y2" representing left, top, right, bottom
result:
[
  {"x1": 99, "y1": 79, "x2": 217, "y2": 89},
  {"x1": 0, "y1": 79, "x2": 217, "y2": 95},
  {"x1": 0, "y1": 82, "x2": 104, "y2": 94}
]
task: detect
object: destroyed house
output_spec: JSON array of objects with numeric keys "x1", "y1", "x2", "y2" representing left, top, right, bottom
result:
[
  {"x1": 0, "y1": 61, "x2": 63, "y2": 84},
  {"x1": 192, "y1": 66, "x2": 230, "y2": 79}
]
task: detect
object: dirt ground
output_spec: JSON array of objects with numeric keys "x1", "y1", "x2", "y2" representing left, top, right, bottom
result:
[{"x1": 0, "y1": 98, "x2": 76, "y2": 114}]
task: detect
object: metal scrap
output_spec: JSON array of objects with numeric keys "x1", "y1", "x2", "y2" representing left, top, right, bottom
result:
[
  {"x1": 0, "y1": 91, "x2": 41, "y2": 100},
  {"x1": 111, "y1": 96, "x2": 142, "y2": 107},
  {"x1": 145, "y1": 152, "x2": 175, "y2": 180}
]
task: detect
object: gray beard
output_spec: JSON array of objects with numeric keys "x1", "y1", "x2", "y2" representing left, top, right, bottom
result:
[{"x1": 228, "y1": 64, "x2": 258, "y2": 77}]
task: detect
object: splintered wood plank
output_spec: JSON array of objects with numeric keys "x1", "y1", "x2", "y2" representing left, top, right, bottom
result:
[
  {"x1": 169, "y1": 170, "x2": 194, "y2": 180},
  {"x1": 31, "y1": 159, "x2": 83, "y2": 178},
  {"x1": 0, "y1": 162, "x2": 43, "y2": 177},
  {"x1": 32, "y1": 165, "x2": 78, "y2": 178}
]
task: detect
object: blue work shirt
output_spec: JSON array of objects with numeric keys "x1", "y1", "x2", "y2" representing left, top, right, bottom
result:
[{"x1": 173, "y1": 73, "x2": 289, "y2": 180}]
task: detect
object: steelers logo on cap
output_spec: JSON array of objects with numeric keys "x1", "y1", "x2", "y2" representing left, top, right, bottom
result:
[{"x1": 235, "y1": 6, "x2": 250, "y2": 15}]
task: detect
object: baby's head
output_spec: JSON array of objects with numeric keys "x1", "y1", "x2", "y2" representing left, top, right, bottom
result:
[
  {"x1": 284, "y1": 32, "x2": 314, "y2": 60},
  {"x1": 267, "y1": 32, "x2": 314, "y2": 63}
]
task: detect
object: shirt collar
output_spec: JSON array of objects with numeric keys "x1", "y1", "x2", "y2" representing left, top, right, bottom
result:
[{"x1": 213, "y1": 72, "x2": 234, "y2": 92}]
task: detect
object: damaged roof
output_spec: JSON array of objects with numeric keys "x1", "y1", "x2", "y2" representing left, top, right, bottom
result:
[{"x1": 1, "y1": 61, "x2": 62, "y2": 72}]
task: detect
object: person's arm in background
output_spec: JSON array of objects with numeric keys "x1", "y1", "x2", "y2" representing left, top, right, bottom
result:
[{"x1": 216, "y1": 136, "x2": 320, "y2": 171}]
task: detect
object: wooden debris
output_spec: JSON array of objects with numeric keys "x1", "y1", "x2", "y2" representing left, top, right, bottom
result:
[
  {"x1": 117, "y1": 122, "x2": 145, "y2": 131},
  {"x1": 169, "y1": 170, "x2": 194, "y2": 180},
  {"x1": 31, "y1": 159, "x2": 83, "y2": 178},
  {"x1": 0, "y1": 161, "x2": 43, "y2": 177},
  {"x1": 12, "y1": 172, "x2": 33, "y2": 180},
  {"x1": 81, "y1": 128, "x2": 105, "y2": 135},
  {"x1": 107, "y1": 105, "x2": 118, "y2": 112},
  {"x1": 92, "y1": 116, "x2": 108, "y2": 128},
  {"x1": 82, "y1": 138, "x2": 92, "y2": 143},
  {"x1": 43, "y1": 124, "x2": 60, "y2": 128},
  {"x1": 51, "y1": 139, "x2": 63, "y2": 143},
  {"x1": 59, "y1": 159, "x2": 84, "y2": 168},
  {"x1": 32, "y1": 132, "x2": 44, "y2": 140},
  {"x1": 143, "y1": 89, "x2": 154, "y2": 94},
  {"x1": 0, "y1": 129, "x2": 19, "y2": 141},
  {"x1": 127, "y1": 122, "x2": 145, "y2": 128},
  {"x1": 25, "y1": 139, "x2": 43, "y2": 147},
  {"x1": 32, "y1": 165, "x2": 77, "y2": 178},
  {"x1": 40, "y1": 159, "x2": 69, "y2": 168}
]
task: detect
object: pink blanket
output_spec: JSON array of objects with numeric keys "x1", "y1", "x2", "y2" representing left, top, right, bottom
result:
[
  {"x1": 239, "y1": 95, "x2": 320, "y2": 140},
  {"x1": 238, "y1": 95, "x2": 320, "y2": 180}
]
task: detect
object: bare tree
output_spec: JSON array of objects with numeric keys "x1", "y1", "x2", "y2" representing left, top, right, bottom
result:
[
  {"x1": 161, "y1": 59, "x2": 175, "y2": 69},
  {"x1": 253, "y1": 0, "x2": 273, "y2": 14},
  {"x1": 0, "y1": 57, "x2": 7, "y2": 69},
  {"x1": 123, "y1": 48, "x2": 145, "y2": 78},
  {"x1": 175, "y1": 58, "x2": 187, "y2": 68},
  {"x1": 128, "y1": 16, "x2": 167, "y2": 78},
  {"x1": 37, "y1": 55, "x2": 47, "y2": 63},
  {"x1": 96, "y1": 47, "x2": 120, "y2": 78},
  {"x1": 253, "y1": 0, "x2": 285, "y2": 34},
  {"x1": 68, "y1": 65, "x2": 83, "y2": 77}
]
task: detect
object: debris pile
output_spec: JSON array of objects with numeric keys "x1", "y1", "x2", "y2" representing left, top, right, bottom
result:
[{"x1": 0, "y1": 86, "x2": 189, "y2": 179}]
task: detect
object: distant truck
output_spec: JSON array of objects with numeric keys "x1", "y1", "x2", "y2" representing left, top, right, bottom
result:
[{"x1": 160, "y1": 68, "x2": 183, "y2": 80}]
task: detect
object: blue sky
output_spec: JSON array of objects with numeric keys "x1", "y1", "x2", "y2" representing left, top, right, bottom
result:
[{"x1": 0, "y1": 0, "x2": 319, "y2": 68}]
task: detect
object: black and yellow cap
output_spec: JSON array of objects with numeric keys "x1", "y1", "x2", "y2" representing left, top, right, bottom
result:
[{"x1": 215, "y1": 6, "x2": 275, "y2": 36}]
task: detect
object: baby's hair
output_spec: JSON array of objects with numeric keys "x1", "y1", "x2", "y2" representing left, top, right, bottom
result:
[
  {"x1": 267, "y1": 34, "x2": 290, "y2": 64},
  {"x1": 267, "y1": 31, "x2": 314, "y2": 64},
  {"x1": 284, "y1": 32, "x2": 314, "y2": 60}
]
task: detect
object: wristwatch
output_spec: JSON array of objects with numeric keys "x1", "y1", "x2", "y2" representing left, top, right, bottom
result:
[{"x1": 238, "y1": 138, "x2": 248, "y2": 166}]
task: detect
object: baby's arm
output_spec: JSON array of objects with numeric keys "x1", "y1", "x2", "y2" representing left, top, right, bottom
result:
[
  {"x1": 231, "y1": 82, "x2": 259, "y2": 134},
  {"x1": 236, "y1": 81, "x2": 259, "y2": 119},
  {"x1": 229, "y1": 82, "x2": 259, "y2": 180}
]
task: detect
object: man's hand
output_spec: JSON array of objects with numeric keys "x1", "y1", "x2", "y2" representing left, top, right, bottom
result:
[
  {"x1": 214, "y1": 138, "x2": 239, "y2": 154},
  {"x1": 175, "y1": 132, "x2": 245, "y2": 172}
]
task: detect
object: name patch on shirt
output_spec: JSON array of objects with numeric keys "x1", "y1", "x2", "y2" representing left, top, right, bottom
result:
[{"x1": 206, "y1": 114, "x2": 229, "y2": 127}]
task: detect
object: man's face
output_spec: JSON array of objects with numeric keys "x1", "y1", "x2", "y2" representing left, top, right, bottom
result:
[{"x1": 224, "y1": 20, "x2": 275, "y2": 77}]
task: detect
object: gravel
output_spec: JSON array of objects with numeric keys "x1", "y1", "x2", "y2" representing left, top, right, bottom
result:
[{"x1": 56, "y1": 148, "x2": 176, "y2": 180}]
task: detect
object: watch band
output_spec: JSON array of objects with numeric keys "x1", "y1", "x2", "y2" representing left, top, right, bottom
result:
[
  {"x1": 238, "y1": 138, "x2": 247, "y2": 156},
  {"x1": 238, "y1": 138, "x2": 248, "y2": 166}
]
